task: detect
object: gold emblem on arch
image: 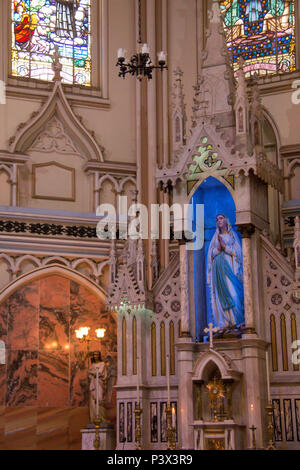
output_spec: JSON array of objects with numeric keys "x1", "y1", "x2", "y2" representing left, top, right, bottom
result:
[{"x1": 188, "y1": 137, "x2": 222, "y2": 176}]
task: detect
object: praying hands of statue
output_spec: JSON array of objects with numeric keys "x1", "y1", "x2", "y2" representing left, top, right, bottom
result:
[{"x1": 218, "y1": 235, "x2": 226, "y2": 252}]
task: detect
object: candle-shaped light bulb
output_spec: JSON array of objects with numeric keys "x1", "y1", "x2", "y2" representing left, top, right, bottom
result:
[
  {"x1": 117, "y1": 48, "x2": 126, "y2": 59},
  {"x1": 81, "y1": 327, "x2": 90, "y2": 337},
  {"x1": 157, "y1": 51, "x2": 166, "y2": 63},
  {"x1": 75, "y1": 329, "x2": 83, "y2": 339},
  {"x1": 141, "y1": 43, "x2": 149, "y2": 54},
  {"x1": 96, "y1": 328, "x2": 106, "y2": 339}
]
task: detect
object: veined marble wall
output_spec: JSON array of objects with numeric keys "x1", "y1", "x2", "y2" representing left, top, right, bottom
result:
[{"x1": 0, "y1": 274, "x2": 116, "y2": 450}]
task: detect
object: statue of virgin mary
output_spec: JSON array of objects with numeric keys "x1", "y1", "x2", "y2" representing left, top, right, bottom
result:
[{"x1": 207, "y1": 214, "x2": 244, "y2": 329}]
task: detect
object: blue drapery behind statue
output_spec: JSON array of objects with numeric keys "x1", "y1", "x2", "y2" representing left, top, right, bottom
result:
[{"x1": 191, "y1": 177, "x2": 244, "y2": 341}]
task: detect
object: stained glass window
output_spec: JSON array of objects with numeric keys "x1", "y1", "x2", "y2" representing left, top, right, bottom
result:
[
  {"x1": 11, "y1": 0, "x2": 91, "y2": 86},
  {"x1": 219, "y1": 1, "x2": 296, "y2": 77}
]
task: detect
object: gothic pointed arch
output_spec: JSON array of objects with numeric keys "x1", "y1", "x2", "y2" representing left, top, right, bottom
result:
[
  {"x1": 193, "y1": 349, "x2": 242, "y2": 382},
  {"x1": 9, "y1": 81, "x2": 105, "y2": 162},
  {"x1": 0, "y1": 264, "x2": 107, "y2": 304}
]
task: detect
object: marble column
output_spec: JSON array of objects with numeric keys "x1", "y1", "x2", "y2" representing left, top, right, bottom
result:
[
  {"x1": 179, "y1": 240, "x2": 190, "y2": 336},
  {"x1": 177, "y1": 342, "x2": 194, "y2": 449},
  {"x1": 238, "y1": 224, "x2": 256, "y2": 334}
]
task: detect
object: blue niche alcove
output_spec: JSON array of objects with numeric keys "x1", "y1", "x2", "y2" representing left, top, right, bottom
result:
[{"x1": 191, "y1": 176, "x2": 244, "y2": 342}]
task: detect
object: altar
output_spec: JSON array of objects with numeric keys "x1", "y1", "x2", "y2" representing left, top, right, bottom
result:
[
  {"x1": 191, "y1": 345, "x2": 246, "y2": 450},
  {"x1": 81, "y1": 424, "x2": 115, "y2": 451},
  {"x1": 193, "y1": 420, "x2": 245, "y2": 450}
]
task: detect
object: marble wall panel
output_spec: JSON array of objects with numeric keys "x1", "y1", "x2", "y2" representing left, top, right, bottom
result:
[
  {"x1": 7, "y1": 283, "x2": 39, "y2": 350},
  {"x1": 37, "y1": 407, "x2": 69, "y2": 450},
  {"x1": 70, "y1": 351, "x2": 88, "y2": 407},
  {"x1": 70, "y1": 282, "x2": 102, "y2": 350},
  {"x1": 38, "y1": 351, "x2": 69, "y2": 407},
  {"x1": 4, "y1": 407, "x2": 37, "y2": 450},
  {"x1": 0, "y1": 365, "x2": 6, "y2": 406},
  {"x1": 39, "y1": 276, "x2": 70, "y2": 351},
  {"x1": 0, "y1": 406, "x2": 4, "y2": 447},
  {"x1": 0, "y1": 274, "x2": 117, "y2": 449},
  {"x1": 0, "y1": 300, "x2": 8, "y2": 343},
  {"x1": 68, "y1": 407, "x2": 89, "y2": 450},
  {"x1": 6, "y1": 350, "x2": 38, "y2": 406}
]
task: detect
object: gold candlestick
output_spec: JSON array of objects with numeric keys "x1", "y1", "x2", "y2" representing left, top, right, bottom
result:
[
  {"x1": 249, "y1": 425, "x2": 257, "y2": 450},
  {"x1": 265, "y1": 403, "x2": 276, "y2": 450},
  {"x1": 166, "y1": 406, "x2": 176, "y2": 450},
  {"x1": 134, "y1": 407, "x2": 143, "y2": 450},
  {"x1": 93, "y1": 415, "x2": 101, "y2": 450}
]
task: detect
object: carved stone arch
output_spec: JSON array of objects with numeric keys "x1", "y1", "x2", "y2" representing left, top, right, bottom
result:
[
  {"x1": 9, "y1": 81, "x2": 104, "y2": 162},
  {"x1": 0, "y1": 264, "x2": 107, "y2": 304},
  {"x1": 42, "y1": 256, "x2": 70, "y2": 267},
  {"x1": 287, "y1": 158, "x2": 300, "y2": 175},
  {"x1": 96, "y1": 260, "x2": 110, "y2": 278},
  {"x1": 96, "y1": 174, "x2": 120, "y2": 192},
  {"x1": 15, "y1": 254, "x2": 41, "y2": 271},
  {"x1": 119, "y1": 177, "x2": 137, "y2": 193},
  {"x1": 0, "y1": 164, "x2": 13, "y2": 181},
  {"x1": 193, "y1": 350, "x2": 242, "y2": 382},
  {"x1": 187, "y1": 174, "x2": 236, "y2": 205},
  {"x1": 262, "y1": 106, "x2": 281, "y2": 155},
  {"x1": 71, "y1": 258, "x2": 98, "y2": 277},
  {"x1": 0, "y1": 253, "x2": 15, "y2": 272}
]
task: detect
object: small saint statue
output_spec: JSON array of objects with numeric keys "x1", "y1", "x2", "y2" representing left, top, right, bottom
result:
[
  {"x1": 52, "y1": 46, "x2": 62, "y2": 82},
  {"x1": 88, "y1": 351, "x2": 116, "y2": 424}
]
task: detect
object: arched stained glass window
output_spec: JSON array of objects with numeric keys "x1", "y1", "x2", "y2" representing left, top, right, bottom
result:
[
  {"x1": 219, "y1": 1, "x2": 296, "y2": 77},
  {"x1": 11, "y1": 0, "x2": 91, "y2": 86}
]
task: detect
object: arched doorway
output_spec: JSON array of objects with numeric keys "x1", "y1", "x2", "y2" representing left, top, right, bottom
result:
[{"x1": 0, "y1": 265, "x2": 117, "y2": 450}]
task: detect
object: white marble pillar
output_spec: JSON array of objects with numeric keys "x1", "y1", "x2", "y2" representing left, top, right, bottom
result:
[
  {"x1": 179, "y1": 241, "x2": 190, "y2": 335},
  {"x1": 241, "y1": 339, "x2": 266, "y2": 449},
  {"x1": 239, "y1": 224, "x2": 256, "y2": 334},
  {"x1": 177, "y1": 343, "x2": 194, "y2": 449}
]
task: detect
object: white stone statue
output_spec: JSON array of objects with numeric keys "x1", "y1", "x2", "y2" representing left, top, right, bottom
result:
[{"x1": 88, "y1": 351, "x2": 116, "y2": 423}]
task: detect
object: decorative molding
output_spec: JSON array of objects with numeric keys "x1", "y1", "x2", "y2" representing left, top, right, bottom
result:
[
  {"x1": 171, "y1": 67, "x2": 187, "y2": 158},
  {"x1": 30, "y1": 117, "x2": 80, "y2": 155},
  {"x1": 0, "y1": 220, "x2": 97, "y2": 238},
  {"x1": 83, "y1": 161, "x2": 136, "y2": 177},
  {"x1": 193, "y1": 349, "x2": 242, "y2": 382},
  {"x1": 0, "y1": 264, "x2": 107, "y2": 304},
  {"x1": 9, "y1": 81, "x2": 105, "y2": 161},
  {"x1": 280, "y1": 144, "x2": 300, "y2": 159},
  {"x1": 31, "y1": 161, "x2": 76, "y2": 201},
  {"x1": 0, "y1": 252, "x2": 109, "y2": 286}
]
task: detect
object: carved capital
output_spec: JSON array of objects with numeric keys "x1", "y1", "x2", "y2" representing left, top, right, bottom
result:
[{"x1": 237, "y1": 223, "x2": 255, "y2": 239}]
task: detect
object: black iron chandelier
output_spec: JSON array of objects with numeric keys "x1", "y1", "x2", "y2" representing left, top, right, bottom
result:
[{"x1": 116, "y1": 0, "x2": 167, "y2": 80}]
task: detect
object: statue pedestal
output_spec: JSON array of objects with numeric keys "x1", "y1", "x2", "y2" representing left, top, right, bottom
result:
[{"x1": 81, "y1": 423, "x2": 115, "y2": 450}]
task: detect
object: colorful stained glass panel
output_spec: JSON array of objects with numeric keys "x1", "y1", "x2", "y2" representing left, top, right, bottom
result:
[
  {"x1": 219, "y1": 1, "x2": 296, "y2": 77},
  {"x1": 11, "y1": 0, "x2": 91, "y2": 86}
]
